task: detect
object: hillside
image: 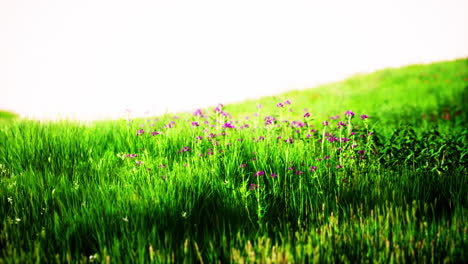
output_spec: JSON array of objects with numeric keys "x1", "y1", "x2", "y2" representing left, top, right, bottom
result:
[{"x1": 0, "y1": 58, "x2": 467, "y2": 263}]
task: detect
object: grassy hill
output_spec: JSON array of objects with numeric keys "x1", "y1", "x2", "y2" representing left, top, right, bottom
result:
[
  {"x1": 0, "y1": 110, "x2": 19, "y2": 120},
  {"x1": 0, "y1": 58, "x2": 467, "y2": 263}
]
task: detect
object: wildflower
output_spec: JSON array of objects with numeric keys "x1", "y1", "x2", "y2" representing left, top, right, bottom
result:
[
  {"x1": 151, "y1": 131, "x2": 160, "y2": 136},
  {"x1": 352, "y1": 144, "x2": 357, "y2": 148},
  {"x1": 222, "y1": 123, "x2": 235, "y2": 128},
  {"x1": 351, "y1": 131, "x2": 356, "y2": 135},
  {"x1": 193, "y1": 109, "x2": 203, "y2": 116},
  {"x1": 336, "y1": 165, "x2": 343, "y2": 169},
  {"x1": 276, "y1": 102, "x2": 284, "y2": 108},
  {"x1": 178, "y1": 147, "x2": 191, "y2": 153},
  {"x1": 284, "y1": 100, "x2": 291, "y2": 105},
  {"x1": 360, "y1": 114, "x2": 369, "y2": 120},
  {"x1": 324, "y1": 155, "x2": 330, "y2": 160},
  {"x1": 357, "y1": 149, "x2": 365, "y2": 155},
  {"x1": 136, "y1": 129, "x2": 145, "y2": 135},
  {"x1": 195, "y1": 136, "x2": 203, "y2": 140},
  {"x1": 135, "y1": 161, "x2": 143, "y2": 167},
  {"x1": 256, "y1": 104, "x2": 262, "y2": 109},
  {"x1": 254, "y1": 171, "x2": 265, "y2": 176},
  {"x1": 337, "y1": 121, "x2": 347, "y2": 127},
  {"x1": 239, "y1": 164, "x2": 247, "y2": 168},
  {"x1": 309, "y1": 166, "x2": 317, "y2": 172},
  {"x1": 249, "y1": 183, "x2": 259, "y2": 190},
  {"x1": 303, "y1": 112, "x2": 310, "y2": 118},
  {"x1": 295, "y1": 170, "x2": 303, "y2": 175},
  {"x1": 284, "y1": 138, "x2": 294, "y2": 144},
  {"x1": 214, "y1": 104, "x2": 224, "y2": 113},
  {"x1": 345, "y1": 110, "x2": 355, "y2": 116},
  {"x1": 270, "y1": 173, "x2": 278, "y2": 178},
  {"x1": 287, "y1": 166, "x2": 296, "y2": 170},
  {"x1": 322, "y1": 121, "x2": 329, "y2": 126},
  {"x1": 191, "y1": 121, "x2": 200, "y2": 127},
  {"x1": 306, "y1": 134, "x2": 311, "y2": 138},
  {"x1": 292, "y1": 121, "x2": 306, "y2": 127},
  {"x1": 341, "y1": 138, "x2": 350, "y2": 142}
]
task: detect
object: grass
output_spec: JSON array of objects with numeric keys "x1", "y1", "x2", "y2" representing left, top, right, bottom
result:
[
  {"x1": 0, "y1": 110, "x2": 19, "y2": 121},
  {"x1": 0, "y1": 58, "x2": 467, "y2": 263}
]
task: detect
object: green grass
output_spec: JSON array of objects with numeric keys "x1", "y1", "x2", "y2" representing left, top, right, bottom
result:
[
  {"x1": 0, "y1": 110, "x2": 19, "y2": 121},
  {"x1": 1, "y1": 58, "x2": 467, "y2": 263}
]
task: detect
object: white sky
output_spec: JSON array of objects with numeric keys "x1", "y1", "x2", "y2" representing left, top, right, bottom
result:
[{"x1": 1, "y1": 0, "x2": 467, "y2": 120}]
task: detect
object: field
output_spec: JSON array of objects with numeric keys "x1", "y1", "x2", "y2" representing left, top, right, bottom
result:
[{"x1": 1, "y1": 58, "x2": 467, "y2": 263}]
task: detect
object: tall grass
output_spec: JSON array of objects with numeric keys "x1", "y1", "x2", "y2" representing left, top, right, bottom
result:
[{"x1": 0, "y1": 58, "x2": 467, "y2": 263}]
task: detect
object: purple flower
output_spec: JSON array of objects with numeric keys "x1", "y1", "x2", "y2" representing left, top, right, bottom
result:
[
  {"x1": 254, "y1": 171, "x2": 265, "y2": 176},
  {"x1": 195, "y1": 136, "x2": 203, "y2": 140},
  {"x1": 249, "y1": 183, "x2": 259, "y2": 190},
  {"x1": 256, "y1": 104, "x2": 263, "y2": 109},
  {"x1": 303, "y1": 112, "x2": 310, "y2": 118},
  {"x1": 222, "y1": 123, "x2": 235, "y2": 129},
  {"x1": 357, "y1": 150, "x2": 365, "y2": 155},
  {"x1": 276, "y1": 102, "x2": 284, "y2": 108},
  {"x1": 360, "y1": 114, "x2": 369, "y2": 120},
  {"x1": 335, "y1": 165, "x2": 343, "y2": 169},
  {"x1": 239, "y1": 164, "x2": 247, "y2": 168},
  {"x1": 291, "y1": 121, "x2": 306, "y2": 128},
  {"x1": 285, "y1": 138, "x2": 294, "y2": 144},
  {"x1": 178, "y1": 147, "x2": 191, "y2": 153},
  {"x1": 193, "y1": 109, "x2": 203, "y2": 116},
  {"x1": 270, "y1": 173, "x2": 278, "y2": 178},
  {"x1": 322, "y1": 121, "x2": 329, "y2": 126},
  {"x1": 295, "y1": 171, "x2": 303, "y2": 175},
  {"x1": 345, "y1": 110, "x2": 355, "y2": 116},
  {"x1": 136, "y1": 129, "x2": 145, "y2": 135},
  {"x1": 341, "y1": 138, "x2": 350, "y2": 142},
  {"x1": 310, "y1": 166, "x2": 317, "y2": 172},
  {"x1": 214, "y1": 104, "x2": 224, "y2": 113},
  {"x1": 337, "y1": 121, "x2": 347, "y2": 127},
  {"x1": 151, "y1": 131, "x2": 160, "y2": 136},
  {"x1": 191, "y1": 121, "x2": 200, "y2": 127},
  {"x1": 284, "y1": 100, "x2": 291, "y2": 105},
  {"x1": 324, "y1": 155, "x2": 330, "y2": 160}
]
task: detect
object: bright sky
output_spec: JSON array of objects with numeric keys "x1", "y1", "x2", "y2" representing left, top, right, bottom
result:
[{"x1": 1, "y1": 0, "x2": 467, "y2": 120}]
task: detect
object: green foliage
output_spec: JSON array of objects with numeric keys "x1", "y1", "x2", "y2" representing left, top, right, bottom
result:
[{"x1": 0, "y1": 58, "x2": 467, "y2": 263}]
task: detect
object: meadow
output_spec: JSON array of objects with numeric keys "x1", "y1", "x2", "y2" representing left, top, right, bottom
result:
[{"x1": 0, "y1": 58, "x2": 467, "y2": 263}]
